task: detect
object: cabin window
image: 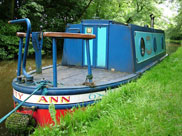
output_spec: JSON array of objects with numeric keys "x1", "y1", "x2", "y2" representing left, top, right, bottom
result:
[
  {"x1": 140, "y1": 37, "x2": 145, "y2": 57},
  {"x1": 161, "y1": 37, "x2": 164, "y2": 49},
  {"x1": 153, "y1": 37, "x2": 157, "y2": 52}
]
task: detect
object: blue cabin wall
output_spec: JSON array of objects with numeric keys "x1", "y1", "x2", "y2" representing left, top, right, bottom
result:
[
  {"x1": 108, "y1": 24, "x2": 134, "y2": 73},
  {"x1": 62, "y1": 20, "x2": 134, "y2": 73},
  {"x1": 62, "y1": 24, "x2": 83, "y2": 66},
  {"x1": 82, "y1": 20, "x2": 110, "y2": 68},
  {"x1": 62, "y1": 20, "x2": 166, "y2": 74},
  {"x1": 129, "y1": 24, "x2": 166, "y2": 72},
  {"x1": 83, "y1": 26, "x2": 96, "y2": 67}
]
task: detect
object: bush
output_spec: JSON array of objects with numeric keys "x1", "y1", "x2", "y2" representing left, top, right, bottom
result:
[{"x1": 0, "y1": 20, "x2": 22, "y2": 60}]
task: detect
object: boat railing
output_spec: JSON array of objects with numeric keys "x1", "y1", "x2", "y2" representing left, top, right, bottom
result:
[
  {"x1": 9, "y1": 18, "x2": 96, "y2": 87},
  {"x1": 8, "y1": 18, "x2": 33, "y2": 82},
  {"x1": 43, "y1": 32, "x2": 96, "y2": 87}
]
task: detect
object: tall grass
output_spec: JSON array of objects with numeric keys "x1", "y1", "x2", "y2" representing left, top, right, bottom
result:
[{"x1": 32, "y1": 47, "x2": 182, "y2": 136}]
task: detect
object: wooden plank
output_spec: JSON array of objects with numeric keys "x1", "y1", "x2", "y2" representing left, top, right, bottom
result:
[
  {"x1": 16, "y1": 32, "x2": 32, "y2": 37},
  {"x1": 33, "y1": 65, "x2": 129, "y2": 87},
  {"x1": 43, "y1": 32, "x2": 96, "y2": 39},
  {"x1": 16, "y1": 32, "x2": 96, "y2": 39}
]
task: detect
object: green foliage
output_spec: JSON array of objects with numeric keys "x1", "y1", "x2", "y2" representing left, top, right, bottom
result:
[
  {"x1": 32, "y1": 48, "x2": 182, "y2": 136},
  {"x1": 0, "y1": 20, "x2": 21, "y2": 60},
  {"x1": 165, "y1": 1, "x2": 182, "y2": 40},
  {"x1": 18, "y1": 0, "x2": 44, "y2": 31},
  {"x1": 0, "y1": 0, "x2": 15, "y2": 20},
  {"x1": 84, "y1": 0, "x2": 162, "y2": 28},
  {"x1": 5, "y1": 112, "x2": 36, "y2": 135},
  {"x1": 15, "y1": 0, "x2": 94, "y2": 56},
  {"x1": 49, "y1": 103, "x2": 57, "y2": 126},
  {"x1": 0, "y1": 0, "x2": 177, "y2": 60},
  {"x1": 17, "y1": 0, "x2": 93, "y2": 31},
  {"x1": 166, "y1": 13, "x2": 182, "y2": 40}
]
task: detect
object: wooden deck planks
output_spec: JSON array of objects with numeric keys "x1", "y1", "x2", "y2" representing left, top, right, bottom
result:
[{"x1": 33, "y1": 66, "x2": 129, "y2": 87}]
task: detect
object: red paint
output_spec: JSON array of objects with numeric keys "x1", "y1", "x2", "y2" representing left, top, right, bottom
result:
[
  {"x1": 50, "y1": 96, "x2": 58, "y2": 103},
  {"x1": 16, "y1": 106, "x2": 71, "y2": 126},
  {"x1": 61, "y1": 96, "x2": 70, "y2": 103},
  {"x1": 18, "y1": 93, "x2": 23, "y2": 100},
  {"x1": 38, "y1": 96, "x2": 48, "y2": 103}
]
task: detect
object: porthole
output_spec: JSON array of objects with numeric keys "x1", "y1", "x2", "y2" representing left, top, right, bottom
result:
[
  {"x1": 161, "y1": 37, "x2": 164, "y2": 49},
  {"x1": 153, "y1": 37, "x2": 157, "y2": 52},
  {"x1": 140, "y1": 38, "x2": 145, "y2": 57}
]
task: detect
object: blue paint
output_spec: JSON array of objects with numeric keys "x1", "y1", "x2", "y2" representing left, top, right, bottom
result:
[
  {"x1": 89, "y1": 93, "x2": 104, "y2": 100},
  {"x1": 62, "y1": 24, "x2": 83, "y2": 66},
  {"x1": 81, "y1": 20, "x2": 126, "y2": 26},
  {"x1": 134, "y1": 31, "x2": 165, "y2": 64},
  {"x1": 8, "y1": 18, "x2": 168, "y2": 115},
  {"x1": 86, "y1": 40, "x2": 93, "y2": 82},
  {"x1": 84, "y1": 27, "x2": 94, "y2": 66},
  {"x1": 0, "y1": 82, "x2": 46, "y2": 123},
  {"x1": 130, "y1": 24, "x2": 166, "y2": 71},
  {"x1": 12, "y1": 70, "x2": 138, "y2": 96},
  {"x1": 32, "y1": 32, "x2": 43, "y2": 73},
  {"x1": 12, "y1": 54, "x2": 168, "y2": 111},
  {"x1": 153, "y1": 37, "x2": 157, "y2": 52},
  {"x1": 52, "y1": 38, "x2": 57, "y2": 87},
  {"x1": 12, "y1": 52, "x2": 168, "y2": 111},
  {"x1": 13, "y1": 96, "x2": 97, "y2": 109},
  {"x1": 93, "y1": 26, "x2": 98, "y2": 67},
  {"x1": 63, "y1": 20, "x2": 166, "y2": 73},
  {"x1": 67, "y1": 28, "x2": 80, "y2": 33},
  {"x1": 9, "y1": 18, "x2": 33, "y2": 81},
  {"x1": 154, "y1": 33, "x2": 165, "y2": 55},
  {"x1": 161, "y1": 37, "x2": 164, "y2": 49},
  {"x1": 17, "y1": 37, "x2": 23, "y2": 77},
  {"x1": 135, "y1": 31, "x2": 154, "y2": 63},
  {"x1": 97, "y1": 27, "x2": 107, "y2": 67},
  {"x1": 108, "y1": 24, "x2": 134, "y2": 73}
]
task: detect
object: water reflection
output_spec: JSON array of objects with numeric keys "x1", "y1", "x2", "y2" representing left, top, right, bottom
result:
[
  {"x1": 166, "y1": 42, "x2": 182, "y2": 55},
  {"x1": 0, "y1": 56, "x2": 61, "y2": 135},
  {"x1": 0, "y1": 60, "x2": 16, "y2": 135}
]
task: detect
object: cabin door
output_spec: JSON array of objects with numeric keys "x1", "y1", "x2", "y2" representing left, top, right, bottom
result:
[{"x1": 83, "y1": 26, "x2": 108, "y2": 68}]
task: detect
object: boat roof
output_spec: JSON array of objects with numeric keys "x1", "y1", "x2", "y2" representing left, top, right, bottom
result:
[{"x1": 81, "y1": 19, "x2": 127, "y2": 26}]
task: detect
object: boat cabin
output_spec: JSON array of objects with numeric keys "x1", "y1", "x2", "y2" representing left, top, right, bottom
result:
[
  {"x1": 3, "y1": 18, "x2": 167, "y2": 126},
  {"x1": 62, "y1": 20, "x2": 166, "y2": 73}
]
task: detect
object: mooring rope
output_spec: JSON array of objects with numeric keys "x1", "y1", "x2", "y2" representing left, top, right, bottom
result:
[{"x1": 0, "y1": 80, "x2": 50, "y2": 123}]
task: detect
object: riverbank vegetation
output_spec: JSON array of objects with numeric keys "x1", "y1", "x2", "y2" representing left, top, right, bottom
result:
[
  {"x1": 32, "y1": 47, "x2": 182, "y2": 136},
  {"x1": 0, "y1": 0, "x2": 181, "y2": 60}
]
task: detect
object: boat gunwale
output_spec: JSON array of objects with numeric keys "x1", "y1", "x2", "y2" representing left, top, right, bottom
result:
[
  {"x1": 12, "y1": 54, "x2": 168, "y2": 95},
  {"x1": 12, "y1": 54, "x2": 168, "y2": 109}
]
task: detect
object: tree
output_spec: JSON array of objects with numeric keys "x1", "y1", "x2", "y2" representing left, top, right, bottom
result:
[
  {"x1": 166, "y1": 0, "x2": 182, "y2": 40},
  {"x1": 83, "y1": 0, "x2": 163, "y2": 28},
  {"x1": 18, "y1": 0, "x2": 94, "y2": 31},
  {"x1": 0, "y1": 0, "x2": 16, "y2": 20}
]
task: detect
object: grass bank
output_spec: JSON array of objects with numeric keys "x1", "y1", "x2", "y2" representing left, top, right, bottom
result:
[
  {"x1": 166, "y1": 39, "x2": 182, "y2": 45},
  {"x1": 32, "y1": 47, "x2": 182, "y2": 136}
]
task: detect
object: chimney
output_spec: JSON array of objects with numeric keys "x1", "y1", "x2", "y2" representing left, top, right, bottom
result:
[{"x1": 150, "y1": 14, "x2": 155, "y2": 28}]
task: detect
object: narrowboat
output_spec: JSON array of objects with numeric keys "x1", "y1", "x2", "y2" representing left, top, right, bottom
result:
[{"x1": 0, "y1": 18, "x2": 167, "y2": 130}]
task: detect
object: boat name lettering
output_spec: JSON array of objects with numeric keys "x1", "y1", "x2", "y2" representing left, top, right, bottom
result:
[
  {"x1": 38, "y1": 96, "x2": 70, "y2": 104},
  {"x1": 89, "y1": 93, "x2": 104, "y2": 100},
  {"x1": 13, "y1": 90, "x2": 23, "y2": 100}
]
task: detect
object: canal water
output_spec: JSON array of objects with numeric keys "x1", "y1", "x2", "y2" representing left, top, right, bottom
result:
[
  {"x1": 0, "y1": 56, "x2": 61, "y2": 136},
  {"x1": 0, "y1": 43, "x2": 181, "y2": 135}
]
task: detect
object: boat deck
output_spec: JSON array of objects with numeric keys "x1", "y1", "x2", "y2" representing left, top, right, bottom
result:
[{"x1": 33, "y1": 65, "x2": 130, "y2": 87}]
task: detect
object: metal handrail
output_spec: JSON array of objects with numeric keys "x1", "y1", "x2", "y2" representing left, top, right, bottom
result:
[
  {"x1": 8, "y1": 18, "x2": 33, "y2": 81},
  {"x1": 9, "y1": 18, "x2": 95, "y2": 86},
  {"x1": 43, "y1": 33, "x2": 96, "y2": 87}
]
